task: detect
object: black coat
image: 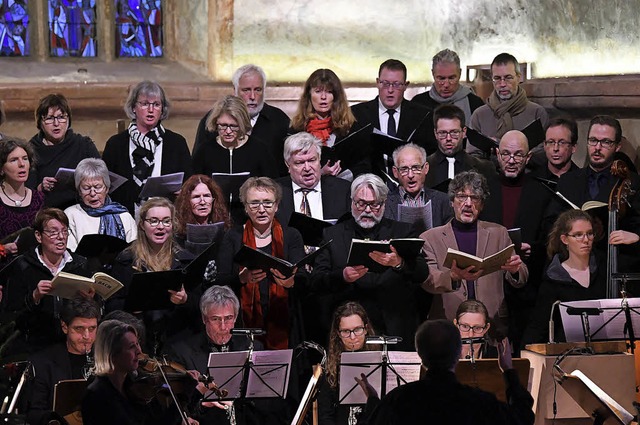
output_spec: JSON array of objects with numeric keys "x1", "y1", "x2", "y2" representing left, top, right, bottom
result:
[
  {"x1": 28, "y1": 129, "x2": 101, "y2": 210},
  {"x1": 193, "y1": 103, "x2": 291, "y2": 177},
  {"x1": 275, "y1": 175, "x2": 351, "y2": 225},
  {"x1": 102, "y1": 128, "x2": 193, "y2": 213},
  {"x1": 310, "y1": 217, "x2": 429, "y2": 351},
  {"x1": 3, "y1": 249, "x2": 89, "y2": 356}
]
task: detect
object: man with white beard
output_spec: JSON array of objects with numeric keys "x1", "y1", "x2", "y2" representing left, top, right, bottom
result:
[
  {"x1": 194, "y1": 64, "x2": 291, "y2": 175},
  {"x1": 310, "y1": 173, "x2": 429, "y2": 350}
]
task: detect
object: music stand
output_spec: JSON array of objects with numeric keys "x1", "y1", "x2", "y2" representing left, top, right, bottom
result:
[
  {"x1": 455, "y1": 359, "x2": 531, "y2": 404},
  {"x1": 554, "y1": 368, "x2": 634, "y2": 425},
  {"x1": 53, "y1": 379, "x2": 87, "y2": 422},
  {"x1": 338, "y1": 336, "x2": 421, "y2": 405}
]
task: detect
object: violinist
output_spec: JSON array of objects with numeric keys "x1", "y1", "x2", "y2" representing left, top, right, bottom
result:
[
  {"x1": 169, "y1": 285, "x2": 260, "y2": 425},
  {"x1": 26, "y1": 297, "x2": 100, "y2": 425},
  {"x1": 82, "y1": 319, "x2": 198, "y2": 425}
]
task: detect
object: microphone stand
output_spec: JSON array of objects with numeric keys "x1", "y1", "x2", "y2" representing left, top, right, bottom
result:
[{"x1": 621, "y1": 280, "x2": 636, "y2": 353}]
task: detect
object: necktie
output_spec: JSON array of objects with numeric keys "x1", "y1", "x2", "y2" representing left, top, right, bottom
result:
[
  {"x1": 387, "y1": 109, "x2": 397, "y2": 137},
  {"x1": 588, "y1": 173, "x2": 604, "y2": 199},
  {"x1": 446, "y1": 157, "x2": 456, "y2": 179},
  {"x1": 466, "y1": 280, "x2": 476, "y2": 300},
  {"x1": 297, "y1": 188, "x2": 313, "y2": 217}
]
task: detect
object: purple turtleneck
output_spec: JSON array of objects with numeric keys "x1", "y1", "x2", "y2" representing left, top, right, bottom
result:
[{"x1": 451, "y1": 218, "x2": 478, "y2": 299}]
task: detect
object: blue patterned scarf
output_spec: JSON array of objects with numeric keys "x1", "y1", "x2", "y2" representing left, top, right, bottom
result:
[{"x1": 81, "y1": 196, "x2": 128, "y2": 240}]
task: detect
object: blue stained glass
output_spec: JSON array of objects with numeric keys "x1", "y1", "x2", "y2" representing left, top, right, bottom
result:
[
  {"x1": 115, "y1": 0, "x2": 162, "y2": 58},
  {"x1": 48, "y1": 0, "x2": 97, "y2": 57},
  {"x1": 0, "y1": 0, "x2": 30, "y2": 57}
]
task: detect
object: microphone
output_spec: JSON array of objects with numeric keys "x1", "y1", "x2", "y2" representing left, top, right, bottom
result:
[
  {"x1": 366, "y1": 335, "x2": 403, "y2": 345},
  {"x1": 549, "y1": 300, "x2": 562, "y2": 344},
  {"x1": 230, "y1": 328, "x2": 265, "y2": 336},
  {"x1": 460, "y1": 337, "x2": 486, "y2": 344}
]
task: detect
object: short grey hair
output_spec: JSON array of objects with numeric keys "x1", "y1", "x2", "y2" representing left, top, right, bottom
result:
[
  {"x1": 432, "y1": 49, "x2": 461, "y2": 70},
  {"x1": 351, "y1": 173, "x2": 388, "y2": 203},
  {"x1": 392, "y1": 143, "x2": 427, "y2": 166},
  {"x1": 232, "y1": 64, "x2": 267, "y2": 93},
  {"x1": 124, "y1": 80, "x2": 171, "y2": 121},
  {"x1": 447, "y1": 171, "x2": 490, "y2": 202},
  {"x1": 74, "y1": 158, "x2": 110, "y2": 191},
  {"x1": 200, "y1": 285, "x2": 240, "y2": 317},
  {"x1": 283, "y1": 132, "x2": 322, "y2": 164}
]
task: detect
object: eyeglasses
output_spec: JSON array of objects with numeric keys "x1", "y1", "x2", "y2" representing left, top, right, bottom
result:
[
  {"x1": 191, "y1": 194, "x2": 214, "y2": 204},
  {"x1": 378, "y1": 80, "x2": 406, "y2": 89},
  {"x1": 217, "y1": 123, "x2": 240, "y2": 132},
  {"x1": 42, "y1": 114, "x2": 68, "y2": 125},
  {"x1": 454, "y1": 194, "x2": 482, "y2": 203},
  {"x1": 457, "y1": 323, "x2": 487, "y2": 334},
  {"x1": 205, "y1": 314, "x2": 236, "y2": 324},
  {"x1": 80, "y1": 184, "x2": 106, "y2": 195},
  {"x1": 353, "y1": 200, "x2": 384, "y2": 211},
  {"x1": 144, "y1": 218, "x2": 173, "y2": 227},
  {"x1": 492, "y1": 75, "x2": 517, "y2": 83},
  {"x1": 339, "y1": 326, "x2": 366, "y2": 338},
  {"x1": 136, "y1": 101, "x2": 162, "y2": 110},
  {"x1": 544, "y1": 140, "x2": 573, "y2": 148},
  {"x1": 436, "y1": 129, "x2": 463, "y2": 139},
  {"x1": 498, "y1": 152, "x2": 527, "y2": 163},
  {"x1": 394, "y1": 164, "x2": 425, "y2": 176},
  {"x1": 247, "y1": 201, "x2": 276, "y2": 211},
  {"x1": 41, "y1": 229, "x2": 69, "y2": 239},
  {"x1": 566, "y1": 232, "x2": 595, "y2": 241},
  {"x1": 587, "y1": 138, "x2": 617, "y2": 149},
  {"x1": 435, "y1": 76, "x2": 459, "y2": 85}
]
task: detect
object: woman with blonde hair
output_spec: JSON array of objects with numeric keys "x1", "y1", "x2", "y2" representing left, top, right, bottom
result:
[{"x1": 290, "y1": 69, "x2": 359, "y2": 179}]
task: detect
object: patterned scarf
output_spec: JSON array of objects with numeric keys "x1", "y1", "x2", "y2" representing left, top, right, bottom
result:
[
  {"x1": 80, "y1": 196, "x2": 128, "y2": 240},
  {"x1": 128, "y1": 121, "x2": 164, "y2": 187},
  {"x1": 429, "y1": 85, "x2": 474, "y2": 127},
  {"x1": 306, "y1": 117, "x2": 332, "y2": 145},
  {"x1": 241, "y1": 219, "x2": 290, "y2": 349},
  {"x1": 486, "y1": 86, "x2": 528, "y2": 139}
]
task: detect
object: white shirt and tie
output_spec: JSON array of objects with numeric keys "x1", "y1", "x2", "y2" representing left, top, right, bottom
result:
[{"x1": 291, "y1": 180, "x2": 324, "y2": 219}]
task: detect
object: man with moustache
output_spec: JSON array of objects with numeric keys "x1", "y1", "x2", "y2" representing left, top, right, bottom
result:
[
  {"x1": 351, "y1": 59, "x2": 433, "y2": 179},
  {"x1": 424, "y1": 105, "x2": 496, "y2": 190},
  {"x1": 384, "y1": 143, "x2": 453, "y2": 229},
  {"x1": 311, "y1": 173, "x2": 429, "y2": 350},
  {"x1": 468, "y1": 53, "x2": 548, "y2": 159},
  {"x1": 194, "y1": 64, "x2": 291, "y2": 175},
  {"x1": 421, "y1": 171, "x2": 527, "y2": 335},
  {"x1": 530, "y1": 117, "x2": 579, "y2": 181},
  {"x1": 480, "y1": 130, "x2": 552, "y2": 351},
  {"x1": 275, "y1": 132, "x2": 351, "y2": 225},
  {"x1": 26, "y1": 298, "x2": 101, "y2": 425}
]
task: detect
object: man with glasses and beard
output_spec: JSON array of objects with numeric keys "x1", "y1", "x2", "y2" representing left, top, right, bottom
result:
[
  {"x1": 421, "y1": 171, "x2": 527, "y2": 337},
  {"x1": 310, "y1": 173, "x2": 429, "y2": 350}
]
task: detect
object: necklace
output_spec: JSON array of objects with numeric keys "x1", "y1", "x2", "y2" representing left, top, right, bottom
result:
[
  {"x1": 1, "y1": 183, "x2": 27, "y2": 207},
  {"x1": 253, "y1": 228, "x2": 272, "y2": 240}
]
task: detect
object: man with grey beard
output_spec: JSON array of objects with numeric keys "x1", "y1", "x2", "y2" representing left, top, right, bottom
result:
[
  {"x1": 310, "y1": 173, "x2": 429, "y2": 350},
  {"x1": 194, "y1": 64, "x2": 291, "y2": 175}
]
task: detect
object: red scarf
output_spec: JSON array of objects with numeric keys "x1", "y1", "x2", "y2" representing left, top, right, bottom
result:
[
  {"x1": 241, "y1": 219, "x2": 290, "y2": 349},
  {"x1": 306, "y1": 117, "x2": 332, "y2": 145}
]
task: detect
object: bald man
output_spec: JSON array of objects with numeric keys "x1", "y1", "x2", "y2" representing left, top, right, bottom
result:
[{"x1": 480, "y1": 130, "x2": 553, "y2": 352}]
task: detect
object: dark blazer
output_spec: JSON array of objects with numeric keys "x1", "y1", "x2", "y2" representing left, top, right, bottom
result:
[
  {"x1": 102, "y1": 129, "x2": 193, "y2": 213},
  {"x1": 383, "y1": 186, "x2": 453, "y2": 229},
  {"x1": 310, "y1": 217, "x2": 429, "y2": 350},
  {"x1": 425, "y1": 150, "x2": 497, "y2": 190},
  {"x1": 275, "y1": 175, "x2": 351, "y2": 225},
  {"x1": 194, "y1": 103, "x2": 291, "y2": 176},
  {"x1": 351, "y1": 98, "x2": 434, "y2": 178},
  {"x1": 26, "y1": 343, "x2": 88, "y2": 425}
]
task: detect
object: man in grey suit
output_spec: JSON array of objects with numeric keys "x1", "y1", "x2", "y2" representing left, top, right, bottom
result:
[
  {"x1": 420, "y1": 171, "x2": 527, "y2": 335},
  {"x1": 384, "y1": 143, "x2": 453, "y2": 231}
]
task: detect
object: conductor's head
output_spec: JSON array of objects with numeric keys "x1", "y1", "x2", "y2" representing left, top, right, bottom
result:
[{"x1": 415, "y1": 319, "x2": 462, "y2": 372}]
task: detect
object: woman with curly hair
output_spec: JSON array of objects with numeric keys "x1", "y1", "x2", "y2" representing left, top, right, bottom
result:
[
  {"x1": 174, "y1": 174, "x2": 231, "y2": 255},
  {"x1": 290, "y1": 69, "x2": 360, "y2": 180},
  {"x1": 317, "y1": 301, "x2": 377, "y2": 425}
]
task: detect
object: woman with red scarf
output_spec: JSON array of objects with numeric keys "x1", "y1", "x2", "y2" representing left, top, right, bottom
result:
[
  {"x1": 216, "y1": 176, "x2": 306, "y2": 350},
  {"x1": 290, "y1": 69, "x2": 359, "y2": 180}
]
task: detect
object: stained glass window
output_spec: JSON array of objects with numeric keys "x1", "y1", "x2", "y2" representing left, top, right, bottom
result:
[
  {"x1": 0, "y1": 0, "x2": 29, "y2": 57},
  {"x1": 115, "y1": 0, "x2": 162, "y2": 58},
  {"x1": 48, "y1": 0, "x2": 97, "y2": 57}
]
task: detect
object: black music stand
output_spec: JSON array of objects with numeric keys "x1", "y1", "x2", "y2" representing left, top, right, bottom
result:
[{"x1": 338, "y1": 336, "x2": 421, "y2": 405}]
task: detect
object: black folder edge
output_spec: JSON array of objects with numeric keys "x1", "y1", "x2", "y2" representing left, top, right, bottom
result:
[
  {"x1": 124, "y1": 269, "x2": 184, "y2": 312},
  {"x1": 74, "y1": 234, "x2": 131, "y2": 258},
  {"x1": 233, "y1": 240, "x2": 332, "y2": 276},
  {"x1": 466, "y1": 128, "x2": 498, "y2": 154},
  {"x1": 287, "y1": 212, "x2": 334, "y2": 246}
]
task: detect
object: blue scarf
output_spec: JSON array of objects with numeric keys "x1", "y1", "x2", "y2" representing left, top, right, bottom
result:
[{"x1": 81, "y1": 196, "x2": 128, "y2": 240}]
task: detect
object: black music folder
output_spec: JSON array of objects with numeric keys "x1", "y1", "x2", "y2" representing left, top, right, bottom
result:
[
  {"x1": 287, "y1": 212, "x2": 336, "y2": 246},
  {"x1": 346, "y1": 238, "x2": 424, "y2": 273},
  {"x1": 371, "y1": 128, "x2": 406, "y2": 156},
  {"x1": 466, "y1": 128, "x2": 498, "y2": 155},
  {"x1": 212, "y1": 172, "x2": 250, "y2": 203},
  {"x1": 182, "y1": 241, "x2": 218, "y2": 283},
  {"x1": 233, "y1": 240, "x2": 332, "y2": 277},
  {"x1": 321, "y1": 123, "x2": 371, "y2": 165},
  {"x1": 521, "y1": 118, "x2": 545, "y2": 149},
  {"x1": 124, "y1": 269, "x2": 184, "y2": 311},
  {"x1": 75, "y1": 234, "x2": 131, "y2": 259}
]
